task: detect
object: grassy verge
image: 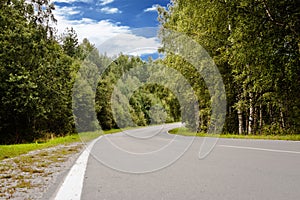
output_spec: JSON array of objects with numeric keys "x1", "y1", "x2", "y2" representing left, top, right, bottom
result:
[
  {"x1": 169, "y1": 127, "x2": 300, "y2": 141},
  {"x1": 0, "y1": 129, "x2": 122, "y2": 161},
  {"x1": 0, "y1": 142, "x2": 85, "y2": 199}
]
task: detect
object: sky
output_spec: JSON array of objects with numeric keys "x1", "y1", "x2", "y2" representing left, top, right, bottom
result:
[{"x1": 52, "y1": 0, "x2": 170, "y2": 58}]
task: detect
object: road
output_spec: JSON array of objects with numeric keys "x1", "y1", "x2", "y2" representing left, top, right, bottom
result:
[{"x1": 54, "y1": 124, "x2": 300, "y2": 200}]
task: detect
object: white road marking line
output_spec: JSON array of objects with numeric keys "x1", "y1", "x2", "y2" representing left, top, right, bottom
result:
[
  {"x1": 54, "y1": 136, "x2": 102, "y2": 200},
  {"x1": 219, "y1": 145, "x2": 300, "y2": 154}
]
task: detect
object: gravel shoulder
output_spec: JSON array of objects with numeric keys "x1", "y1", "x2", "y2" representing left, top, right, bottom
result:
[{"x1": 0, "y1": 142, "x2": 85, "y2": 200}]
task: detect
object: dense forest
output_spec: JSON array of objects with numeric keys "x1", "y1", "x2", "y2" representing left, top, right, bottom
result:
[
  {"x1": 0, "y1": 0, "x2": 180, "y2": 144},
  {"x1": 0, "y1": 0, "x2": 299, "y2": 144},
  {"x1": 158, "y1": 0, "x2": 300, "y2": 135},
  {"x1": 0, "y1": 0, "x2": 77, "y2": 143}
]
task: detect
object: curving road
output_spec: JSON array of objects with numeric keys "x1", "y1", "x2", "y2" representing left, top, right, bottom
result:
[{"x1": 53, "y1": 124, "x2": 300, "y2": 200}]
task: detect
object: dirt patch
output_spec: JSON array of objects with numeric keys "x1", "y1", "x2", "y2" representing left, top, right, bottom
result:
[{"x1": 0, "y1": 143, "x2": 85, "y2": 199}]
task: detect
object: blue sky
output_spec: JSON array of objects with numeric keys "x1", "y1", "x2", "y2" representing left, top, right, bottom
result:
[{"x1": 53, "y1": 0, "x2": 170, "y2": 58}]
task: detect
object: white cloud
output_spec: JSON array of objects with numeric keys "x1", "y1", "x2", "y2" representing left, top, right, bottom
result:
[
  {"x1": 98, "y1": 0, "x2": 114, "y2": 6},
  {"x1": 55, "y1": 15, "x2": 129, "y2": 43},
  {"x1": 53, "y1": 5, "x2": 159, "y2": 57},
  {"x1": 52, "y1": 0, "x2": 114, "y2": 5},
  {"x1": 99, "y1": 34, "x2": 160, "y2": 56},
  {"x1": 99, "y1": 7, "x2": 121, "y2": 14},
  {"x1": 54, "y1": 6, "x2": 81, "y2": 16},
  {"x1": 144, "y1": 4, "x2": 158, "y2": 12},
  {"x1": 52, "y1": 0, "x2": 92, "y2": 3}
]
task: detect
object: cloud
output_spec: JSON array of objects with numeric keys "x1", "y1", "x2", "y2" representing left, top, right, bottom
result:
[
  {"x1": 99, "y1": 7, "x2": 121, "y2": 14},
  {"x1": 144, "y1": 4, "x2": 158, "y2": 12},
  {"x1": 52, "y1": 0, "x2": 92, "y2": 3},
  {"x1": 55, "y1": 15, "x2": 129, "y2": 43},
  {"x1": 53, "y1": 5, "x2": 159, "y2": 57},
  {"x1": 53, "y1": 0, "x2": 113, "y2": 5},
  {"x1": 98, "y1": 0, "x2": 114, "y2": 6},
  {"x1": 99, "y1": 34, "x2": 160, "y2": 56},
  {"x1": 54, "y1": 6, "x2": 81, "y2": 16}
]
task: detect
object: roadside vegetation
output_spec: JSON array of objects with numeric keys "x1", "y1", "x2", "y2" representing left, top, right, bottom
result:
[
  {"x1": 0, "y1": 0, "x2": 299, "y2": 148},
  {"x1": 1, "y1": 0, "x2": 298, "y2": 198},
  {"x1": 158, "y1": 0, "x2": 299, "y2": 135},
  {"x1": 0, "y1": 0, "x2": 180, "y2": 145},
  {"x1": 0, "y1": 129, "x2": 121, "y2": 161},
  {"x1": 170, "y1": 127, "x2": 300, "y2": 141},
  {"x1": 0, "y1": 142, "x2": 84, "y2": 199}
]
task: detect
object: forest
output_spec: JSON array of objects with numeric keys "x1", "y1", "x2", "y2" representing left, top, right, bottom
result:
[
  {"x1": 157, "y1": 0, "x2": 299, "y2": 135},
  {"x1": 0, "y1": 0, "x2": 299, "y2": 144}
]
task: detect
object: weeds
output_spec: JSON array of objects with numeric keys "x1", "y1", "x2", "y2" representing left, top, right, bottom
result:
[
  {"x1": 0, "y1": 143, "x2": 83, "y2": 199},
  {"x1": 16, "y1": 180, "x2": 32, "y2": 188}
]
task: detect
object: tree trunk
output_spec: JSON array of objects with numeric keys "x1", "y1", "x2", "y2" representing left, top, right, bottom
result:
[
  {"x1": 244, "y1": 110, "x2": 248, "y2": 134},
  {"x1": 248, "y1": 92, "x2": 253, "y2": 134},
  {"x1": 238, "y1": 108, "x2": 243, "y2": 135},
  {"x1": 259, "y1": 103, "x2": 263, "y2": 134},
  {"x1": 280, "y1": 108, "x2": 285, "y2": 129},
  {"x1": 253, "y1": 106, "x2": 257, "y2": 134}
]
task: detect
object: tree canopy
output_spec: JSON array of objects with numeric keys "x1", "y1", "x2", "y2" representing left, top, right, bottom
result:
[
  {"x1": 158, "y1": 0, "x2": 300, "y2": 134},
  {"x1": 0, "y1": 0, "x2": 299, "y2": 144}
]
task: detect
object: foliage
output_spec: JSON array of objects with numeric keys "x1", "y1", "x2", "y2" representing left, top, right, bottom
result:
[
  {"x1": 1, "y1": 0, "x2": 298, "y2": 145},
  {"x1": 94, "y1": 54, "x2": 181, "y2": 130},
  {"x1": 158, "y1": 0, "x2": 300, "y2": 135},
  {"x1": 0, "y1": 0, "x2": 78, "y2": 143}
]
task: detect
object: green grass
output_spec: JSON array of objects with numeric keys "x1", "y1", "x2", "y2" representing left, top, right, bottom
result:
[
  {"x1": 2, "y1": 126, "x2": 299, "y2": 161},
  {"x1": 169, "y1": 127, "x2": 300, "y2": 141},
  {"x1": 0, "y1": 129, "x2": 122, "y2": 161}
]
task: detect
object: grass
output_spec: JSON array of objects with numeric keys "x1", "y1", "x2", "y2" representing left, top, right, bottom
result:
[
  {"x1": 2, "y1": 125, "x2": 299, "y2": 161},
  {"x1": 0, "y1": 126, "x2": 146, "y2": 198},
  {"x1": 0, "y1": 140, "x2": 92, "y2": 198},
  {"x1": 0, "y1": 129, "x2": 122, "y2": 161},
  {"x1": 169, "y1": 127, "x2": 300, "y2": 141},
  {"x1": 16, "y1": 180, "x2": 32, "y2": 189}
]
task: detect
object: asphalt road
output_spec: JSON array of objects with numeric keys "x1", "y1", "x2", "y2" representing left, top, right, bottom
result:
[{"x1": 58, "y1": 124, "x2": 300, "y2": 200}]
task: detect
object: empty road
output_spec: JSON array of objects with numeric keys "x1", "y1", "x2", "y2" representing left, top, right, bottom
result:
[{"x1": 54, "y1": 124, "x2": 300, "y2": 200}]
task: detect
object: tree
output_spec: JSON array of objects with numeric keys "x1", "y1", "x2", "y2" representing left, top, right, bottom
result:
[
  {"x1": 158, "y1": 0, "x2": 300, "y2": 134},
  {"x1": 61, "y1": 27, "x2": 81, "y2": 58},
  {"x1": 0, "y1": 0, "x2": 78, "y2": 143}
]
